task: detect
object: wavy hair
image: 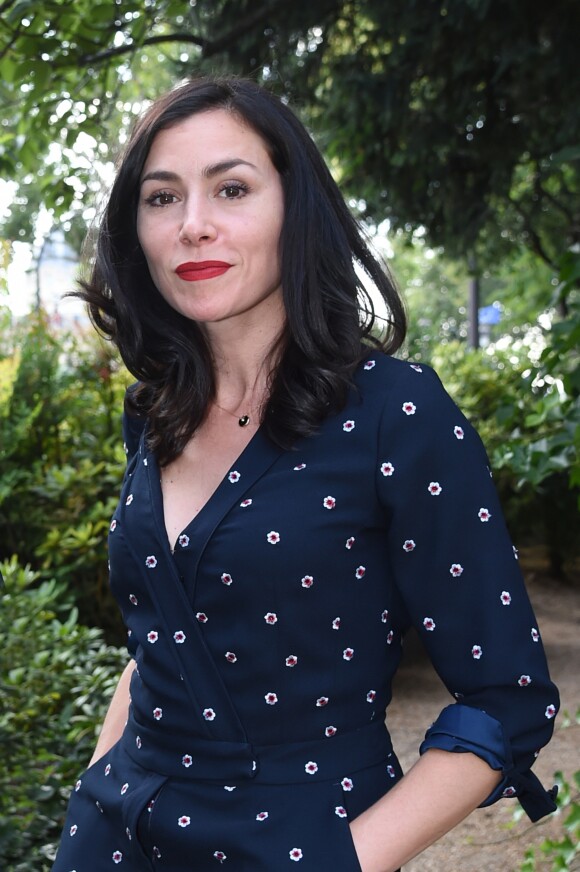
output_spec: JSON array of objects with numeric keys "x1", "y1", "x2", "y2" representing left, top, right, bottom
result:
[{"x1": 78, "y1": 76, "x2": 406, "y2": 464}]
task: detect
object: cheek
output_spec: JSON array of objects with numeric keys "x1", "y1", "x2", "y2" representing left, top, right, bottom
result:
[
  {"x1": 135, "y1": 211, "x2": 145, "y2": 245},
  {"x1": 262, "y1": 209, "x2": 284, "y2": 262},
  {"x1": 271, "y1": 202, "x2": 284, "y2": 260},
  {"x1": 136, "y1": 212, "x2": 159, "y2": 253},
  {"x1": 136, "y1": 223, "x2": 149, "y2": 263},
  {"x1": 136, "y1": 238, "x2": 162, "y2": 291},
  {"x1": 139, "y1": 248, "x2": 156, "y2": 281},
  {"x1": 137, "y1": 224, "x2": 160, "y2": 276}
]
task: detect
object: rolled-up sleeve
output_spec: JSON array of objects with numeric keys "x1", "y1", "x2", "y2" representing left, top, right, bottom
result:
[{"x1": 376, "y1": 363, "x2": 559, "y2": 821}]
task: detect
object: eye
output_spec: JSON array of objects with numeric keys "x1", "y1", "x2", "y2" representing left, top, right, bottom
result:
[
  {"x1": 218, "y1": 182, "x2": 249, "y2": 200},
  {"x1": 143, "y1": 190, "x2": 177, "y2": 207}
]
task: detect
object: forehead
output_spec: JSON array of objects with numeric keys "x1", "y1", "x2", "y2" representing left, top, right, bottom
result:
[{"x1": 143, "y1": 109, "x2": 273, "y2": 170}]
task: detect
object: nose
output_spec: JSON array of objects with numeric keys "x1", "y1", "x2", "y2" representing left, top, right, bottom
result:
[{"x1": 178, "y1": 196, "x2": 217, "y2": 245}]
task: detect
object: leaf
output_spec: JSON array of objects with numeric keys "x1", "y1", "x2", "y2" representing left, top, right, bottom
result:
[
  {"x1": 5, "y1": 0, "x2": 37, "y2": 26},
  {"x1": 550, "y1": 145, "x2": 580, "y2": 163}
]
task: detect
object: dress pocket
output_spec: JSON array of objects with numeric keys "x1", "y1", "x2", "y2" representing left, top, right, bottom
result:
[
  {"x1": 121, "y1": 769, "x2": 169, "y2": 869},
  {"x1": 332, "y1": 782, "x2": 364, "y2": 872}
]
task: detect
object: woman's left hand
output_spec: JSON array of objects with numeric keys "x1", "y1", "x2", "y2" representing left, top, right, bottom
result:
[{"x1": 348, "y1": 748, "x2": 501, "y2": 872}]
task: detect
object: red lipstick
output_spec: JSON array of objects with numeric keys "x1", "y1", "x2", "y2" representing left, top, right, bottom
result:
[{"x1": 175, "y1": 261, "x2": 231, "y2": 281}]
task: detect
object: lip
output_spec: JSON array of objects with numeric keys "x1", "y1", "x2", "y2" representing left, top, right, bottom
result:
[{"x1": 175, "y1": 261, "x2": 231, "y2": 281}]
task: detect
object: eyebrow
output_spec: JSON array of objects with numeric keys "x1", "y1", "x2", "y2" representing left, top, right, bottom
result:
[{"x1": 140, "y1": 159, "x2": 258, "y2": 185}]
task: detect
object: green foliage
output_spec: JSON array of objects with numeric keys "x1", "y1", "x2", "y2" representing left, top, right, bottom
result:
[
  {"x1": 387, "y1": 231, "x2": 471, "y2": 358},
  {"x1": 392, "y1": 231, "x2": 557, "y2": 361},
  {"x1": 316, "y1": 0, "x2": 580, "y2": 271},
  {"x1": 0, "y1": 556, "x2": 127, "y2": 870},
  {"x1": 0, "y1": 312, "x2": 131, "y2": 640},
  {"x1": 1, "y1": 0, "x2": 579, "y2": 274},
  {"x1": 429, "y1": 339, "x2": 532, "y2": 458},
  {"x1": 0, "y1": 1, "x2": 179, "y2": 247},
  {"x1": 492, "y1": 253, "x2": 580, "y2": 505},
  {"x1": 0, "y1": 239, "x2": 11, "y2": 296},
  {"x1": 519, "y1": 710, "x2": 580, "y2": 871},
  {"x1": 519, "y1": 776, "x2": 580, "y2": 870},
  {"x1": 429, "y1": 288, "x2": 580, "y2": 576},
  {"x1": 395, "y1": 239, "x2": 580, "y2": 577}
]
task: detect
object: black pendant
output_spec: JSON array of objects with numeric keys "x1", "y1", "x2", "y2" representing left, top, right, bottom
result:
[{"x1": 238, "y1": 415, "x2": 250, "y2": 427}]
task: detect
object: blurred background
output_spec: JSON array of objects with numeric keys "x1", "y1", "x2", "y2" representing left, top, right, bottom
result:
[{"x1": 0, "y1": 1, "x2": 578, "y2": 868}]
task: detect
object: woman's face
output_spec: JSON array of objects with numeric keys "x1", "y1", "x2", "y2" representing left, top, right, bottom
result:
[{"x1": 137, "y1": 109, "x2": 285, "y2": 333}]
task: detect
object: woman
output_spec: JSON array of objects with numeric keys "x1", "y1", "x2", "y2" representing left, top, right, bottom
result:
[{"x1": 53, "y1": 77, "x2": 558, "y2": 872}]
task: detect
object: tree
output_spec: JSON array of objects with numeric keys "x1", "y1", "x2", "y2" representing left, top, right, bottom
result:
[
  {"x1": 1, "y1": 0, "x2": 579, "y2": 284},
  {"x1": 314, "y1": 0, "x2": 580, "y2": 271},
  {"x1": 0, "y1": 0, "x2": 334, "y2": 247}
]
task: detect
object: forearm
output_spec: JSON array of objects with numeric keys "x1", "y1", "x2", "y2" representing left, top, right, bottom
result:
[
  {"x1": 88, "y1": 659, "x2": 136, "y2": 766},
  {"x1": 350, "y1": 748, "x2": 502, "y2": 872}
]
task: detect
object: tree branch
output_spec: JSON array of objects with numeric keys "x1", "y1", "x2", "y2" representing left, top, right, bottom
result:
[
  {"x1": 75, "y1": 32, "x2": 208, "y2": 66},
  {"x1": 202, "y1": 0, "x2": 294, "y2": 56},
  {"x1": 508, "y1": 195, "x2": 555, "y2": 268},
  {"x1": 0, "y1": 22, "x2": 23, "y2": 63},
  {"x1": 536, "y1": 179, "x2": 577, "y2": 228},
  {"x1": 69, "y1": 0, "x2": 298, "y2": 68},
  {"x1": 0, "y1": 0, "x2": 20, "y2": 16}
]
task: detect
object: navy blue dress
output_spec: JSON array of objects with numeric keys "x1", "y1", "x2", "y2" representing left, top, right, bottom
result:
[{"x1": 53, "y1": 354, "x2": 559, "y2": 871}]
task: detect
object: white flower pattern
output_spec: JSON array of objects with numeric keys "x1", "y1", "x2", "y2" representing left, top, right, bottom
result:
[{"x1": 55, "y1": 355, "x2": 558, "y2": 869}]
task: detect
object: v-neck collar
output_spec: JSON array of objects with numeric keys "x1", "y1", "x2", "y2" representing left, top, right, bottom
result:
[{"x1": 147, "y1": 427, "x2": 286, "y2": 593}]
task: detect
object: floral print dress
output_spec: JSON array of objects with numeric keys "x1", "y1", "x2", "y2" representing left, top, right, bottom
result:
[{"x1": 52, "y1": 354, "x2": 559, "y2": 871}]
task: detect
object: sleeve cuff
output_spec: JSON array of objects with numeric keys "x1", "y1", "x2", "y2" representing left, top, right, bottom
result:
[{"x1": 419, "y1": 704, "x2": 558, "y2": 822}]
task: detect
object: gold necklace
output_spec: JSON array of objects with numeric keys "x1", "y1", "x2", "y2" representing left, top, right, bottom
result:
[{"x1": 213, "y1": 401, "x2": 252, "y2": 427}]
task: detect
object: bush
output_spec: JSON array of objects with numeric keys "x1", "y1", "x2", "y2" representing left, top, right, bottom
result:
[
  {"x1": 0, "y1": 556, "x2": 127, "y2": 870},
  {"x1": 519, "y1": 709, "x2": 580, "y2": 870},
  {"x1": 0, "y1": 312, "x2": 131, "y2": 641},
  {"x1": 429, "y1": 292, "x2": 580, "y2": 578}
]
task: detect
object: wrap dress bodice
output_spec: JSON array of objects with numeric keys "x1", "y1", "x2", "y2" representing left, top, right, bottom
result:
[{"x1": 53, "y1": 354, "x2": 559, "y2": 871}]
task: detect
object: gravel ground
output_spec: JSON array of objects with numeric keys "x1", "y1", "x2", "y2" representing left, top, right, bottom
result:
[{"x1": 385, "y1": 553, "x2": 580, "y2": 871}]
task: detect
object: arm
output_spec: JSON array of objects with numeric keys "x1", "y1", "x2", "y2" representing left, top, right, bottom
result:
[
  {"x1": 351, "y1": 748, "x2": 501, "y2": 872},
  {"x1": 88, "y1": 659, "x2": 136, "y2": 766},
  {"x1": 374, "y1": 363, "x2": 558, "y2": 819},
  {"x1": 86, "y1": 402, "x2": 144, "y2": 767}
]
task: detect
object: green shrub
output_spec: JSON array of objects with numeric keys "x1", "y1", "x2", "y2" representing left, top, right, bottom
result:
[
  {"x1": 0, "y1": 312, "x2": 131, "y2": 641},
  {"x1": 519, "y1": 709, "x2": 580, "y2": 871},
  {"x1": 430, "y1": 294, "x2": 580, "y2": 577},
  {"x1": 0, "y1": 556, "x2": 127, "y2": 870}
]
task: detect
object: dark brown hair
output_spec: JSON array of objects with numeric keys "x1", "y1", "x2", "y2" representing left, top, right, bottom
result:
[{"x1": 77, "y1": 76, "x2": 406, "y2": 464}]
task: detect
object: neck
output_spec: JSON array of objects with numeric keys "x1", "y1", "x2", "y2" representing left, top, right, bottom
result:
[
  {"x1": 204, "y1": 296, "x2": 286, "y2": 410},
  {"x1": 214, "y1": 353, "x2": 270, "y2": 404}
]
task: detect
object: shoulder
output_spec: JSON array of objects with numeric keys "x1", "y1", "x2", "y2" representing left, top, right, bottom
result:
[
  {"x1": 355, "y1": 351, "x2": 455, "y2": 415},
  {"x1": 357, "y1": 352, "x2": 487, "y2": 464},
  {"x1": 122, "y1": 383, "x2": 147, "y2": 458}
]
